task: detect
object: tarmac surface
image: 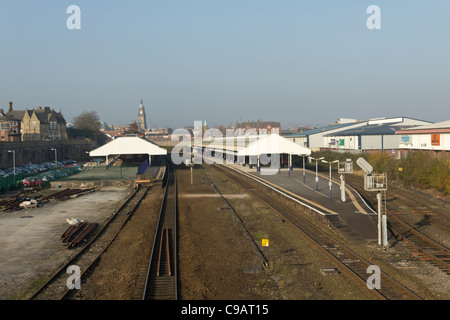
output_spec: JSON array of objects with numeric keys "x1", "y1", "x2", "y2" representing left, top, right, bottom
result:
[
  {"x1": 224, "y1": 163, "x2": 379, "y2": 241},
  {"x1": 0, "y1": 186, "x2": 131, "y2": 299}
]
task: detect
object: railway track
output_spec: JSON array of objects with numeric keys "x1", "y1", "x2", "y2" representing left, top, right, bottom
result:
[
  {"x1": 213, "y1": 164, "x2": 422, "y2": 300},
  {"x1": 384, "y1": 187, "x2": 450, "y2": 232},
  {"x1": 342, "y1": 174, "x2": 450, "y2": 276},
  {"x1": 28, "y1": 185, "x2": 149, "y2": 300},
  {"x1": 142, "y1": 159, "x2": 178, "y2": 300}
]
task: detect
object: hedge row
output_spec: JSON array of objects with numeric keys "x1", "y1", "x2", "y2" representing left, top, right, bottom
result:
[{"x1": 300, "y1": 150, "x2": 450, "y2": 196}]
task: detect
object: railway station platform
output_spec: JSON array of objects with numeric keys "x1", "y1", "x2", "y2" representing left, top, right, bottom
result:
[{"x1": 222, "y1": 162, "x2": 378, "y2": 241}]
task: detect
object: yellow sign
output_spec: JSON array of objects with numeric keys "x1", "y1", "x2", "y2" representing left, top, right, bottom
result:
[{"x1": 262, "y1": 239, "x2": 269, "y2": 247}]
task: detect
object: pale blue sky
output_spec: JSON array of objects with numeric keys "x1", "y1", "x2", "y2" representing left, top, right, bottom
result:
[{"x1": 0, "y1": 1, "x2": 449, "y2": 129}]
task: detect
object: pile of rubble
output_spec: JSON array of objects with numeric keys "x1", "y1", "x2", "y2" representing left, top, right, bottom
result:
[{"x1": 0, "y1": 196, "x2": 42, "y2": 211}]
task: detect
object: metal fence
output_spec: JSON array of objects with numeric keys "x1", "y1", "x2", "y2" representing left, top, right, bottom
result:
[{"x1": 0, "y1": 174, "x2": 23, "y2": 192}]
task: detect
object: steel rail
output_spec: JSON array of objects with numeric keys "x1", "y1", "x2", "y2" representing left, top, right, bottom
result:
[
  {"x1": 213, "y1": 164, "x2": 423, "y2": 300},
  {"x1": 28, "y1": 185, "x2": 148, "y2": 300},
  {"x1": 142, "y1": 157, "x2": 178, "y2": 300},
  {"x1": 343, "y1": 174, "x2": 450, "y2": 275},
  {"x1": 142, "y1": 160, "x2": 170, "y2": 298},
  {"x1": 343, "y1": 174, "x2": 450, "y2": 224}
]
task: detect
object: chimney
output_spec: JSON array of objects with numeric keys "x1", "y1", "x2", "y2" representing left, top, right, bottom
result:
[{"x1": 8, "y1": 102, "x2": 13, "y2": 113}]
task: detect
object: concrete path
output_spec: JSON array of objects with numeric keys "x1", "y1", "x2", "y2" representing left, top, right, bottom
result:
[{"x1": 0, "y1": 187, "x2": 130, "y2": 299}]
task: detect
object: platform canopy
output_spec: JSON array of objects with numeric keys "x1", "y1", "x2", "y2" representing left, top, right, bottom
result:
[
  {"x1": 89, "y1": 136, "x2": 167, "y2": 164},
  {"x1": 201, "y1": 133, "x2": 311, "y2": 156},
  {"x1": 237, "y1": 134, "x2": 311, "y2": 157}
]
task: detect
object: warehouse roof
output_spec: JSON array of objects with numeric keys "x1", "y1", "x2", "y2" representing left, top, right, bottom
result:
[
  {"x1": 396, "y1": 120, "x2": 450, "y2": 134},
  {"x1": 89, "y1": 136, "x2": 167, "y2": 157},
  {"x1": 284, "y1": 122, "x2": 364, "y2": 138},
  {"x1": 325, "y1": 123, "x2": 424, "y2": 136}
]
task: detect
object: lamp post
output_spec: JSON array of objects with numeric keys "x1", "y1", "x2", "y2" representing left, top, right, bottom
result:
[
  {"x1": 309, "y1": 156, "x2": 324, "y2": 190},
  {"x1": 288, "y1": 153, "x2": 292, "y2": 178},
  {"x1": 8, "y1": 150, "x2": 15, "y2": 182},
  {"x1": 322, "y1": 159, "x2": 339, "y2": 199},
  {"x1": 51, "y1": 148, "x2": 57, "y2": 168},
  {"x1": 302, "y1": 155, "x2": 306, "y2": 183}
]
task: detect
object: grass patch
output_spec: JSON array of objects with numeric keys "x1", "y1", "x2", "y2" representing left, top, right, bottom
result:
[{"x1": 8, "y1": 273, "x2": 52, "y2": 300}]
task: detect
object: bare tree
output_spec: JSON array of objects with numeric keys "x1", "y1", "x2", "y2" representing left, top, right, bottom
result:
[
  {"x1": 73, "y1": 111, "x2": 102, "y2": 131},
  {"x1": 69, "y1": 111, "x2": 106, "y2": 146}
]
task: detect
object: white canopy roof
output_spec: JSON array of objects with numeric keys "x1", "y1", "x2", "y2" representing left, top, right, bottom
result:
[
  {"x1": 238, "y1": 134, "x2": 311, "y2": 156},
  {"x1": 89, "y1": 136, "x2": 167, "y2": 157},
  {"x1": 202, "y1": 134, "x2": 311, "y2": 156}
]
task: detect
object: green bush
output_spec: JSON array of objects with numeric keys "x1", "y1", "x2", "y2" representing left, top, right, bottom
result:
[
  {"x1": 367, "y1": 152, "x2": 399, "y2": 180},
  {"x1": 302, "y1": 150, "x2": 449, "y2": 196}
]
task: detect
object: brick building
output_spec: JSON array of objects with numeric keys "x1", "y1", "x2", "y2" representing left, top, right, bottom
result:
[
  {"x1": 0, "y1": 110, "x2": 21, "y2": 142},
  {"x1": 6, "y1": 102, "x2": 68, "y2": 141}
]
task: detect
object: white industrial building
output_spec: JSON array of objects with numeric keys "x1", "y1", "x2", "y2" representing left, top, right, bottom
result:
[
  {"x1": 285, "y1": 117, "x2": 431, "y2": 153},
  {"x1": 396, "y1": 120, "x2": 450, "y2": 154},
  {"x1": 284, "y1": 120, "x2": 367, "y2": 151},
  {"x1": 323, "y1": 117, "x2": 432, "y2": 154}
]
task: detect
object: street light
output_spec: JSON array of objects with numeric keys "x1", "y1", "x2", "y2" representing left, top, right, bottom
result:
[
  {"x1": 309, "y1": 156, "x2": 324, "y2": 190},
  {"x1": 51, "y1": 148, "x2": 57, "y2": 168},
  {"x1": 322, "y1": 159, "x2": 339, "y2": 199},
  {"x1": 8, "y1": 150, "x2": 15, "y2": 182},
  {"x1": 302, "y1": 155, "x2": 306, "y2": 183}
]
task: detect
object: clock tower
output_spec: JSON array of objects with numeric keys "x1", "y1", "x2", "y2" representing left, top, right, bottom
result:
[{"x1": 137, "y1": 99, "x2": 147, "y2": 131}]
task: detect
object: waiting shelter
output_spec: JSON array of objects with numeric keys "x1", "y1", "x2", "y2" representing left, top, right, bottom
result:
[
  {"x1": 89, "y1": 136, "x2": 167, "y2": 165},
  {"x1": 198, "y1": 133, "x2": 311, "y2": 172}
]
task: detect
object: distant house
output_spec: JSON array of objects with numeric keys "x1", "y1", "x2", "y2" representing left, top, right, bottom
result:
[
  {"x1": 235, "y1": 120, "x2": 281, "y2": 135},
  {"x1": 0, "y1": 109, "x2": 21, "y2": 142},
  {"x1": 6, "y1": 102, "x2": 68, "y2": 141}
]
